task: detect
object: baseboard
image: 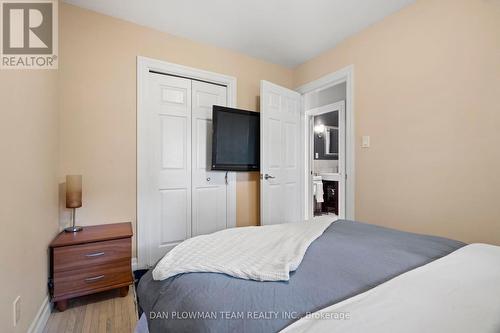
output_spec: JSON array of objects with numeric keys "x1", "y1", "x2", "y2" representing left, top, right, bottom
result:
[
  {"x1": 27, "y1": 296, "x2": 52, "y2": 333},
  {"x1": 132, "y1": 257, "x2": 138, "y2": 271}
]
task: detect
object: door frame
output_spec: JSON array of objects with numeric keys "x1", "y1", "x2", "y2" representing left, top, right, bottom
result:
[
  {"x1": 305, "y1": 101, "x2": 346, "y2": 221},
  {"x1": 137, "y1": 56, "x2": 237, "y2": 268},
  {"x1": 296, "y1": 65, "x2": 355, "y2": 221}
]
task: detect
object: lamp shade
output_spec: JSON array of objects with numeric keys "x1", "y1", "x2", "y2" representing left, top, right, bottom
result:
[{"x1": 66, "y1": 175, "x2": 82, "y2": 208}]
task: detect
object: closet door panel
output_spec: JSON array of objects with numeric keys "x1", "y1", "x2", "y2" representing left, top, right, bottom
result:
[
  {"x1": 192, "y1": 187, "x2": 226, "y2": 236},
  {"x1": 160, "y1": 189, "x2": 188, "y2": 245},
  {"x1": 146, "y1": 73, "x2": 192, "y2": 265},
  {"x1": 191, "y1": 81, "x2": 228, "y2": 237}
]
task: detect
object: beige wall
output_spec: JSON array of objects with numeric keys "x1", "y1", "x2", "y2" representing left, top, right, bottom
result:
[
  {"x1": 0, "y1": 71, "x2": 58, "y2": 332},
  {"x1": 58, "y1": 4, "x2": 293, "y2": 255},
  {"x1": 295, "y1": 0, "x2": 500, "y2": 245},
  {"x1": 59, "y1": 0, "x2": 500, "y2": 254}
]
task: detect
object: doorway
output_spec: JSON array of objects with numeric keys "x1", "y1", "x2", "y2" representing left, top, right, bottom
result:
[
  {"x1": 297, "y1": 65, "x2": 355, "y2": 222},
  {"x1": 306, "y1": 101, "x2": 345, "y2": 221}
]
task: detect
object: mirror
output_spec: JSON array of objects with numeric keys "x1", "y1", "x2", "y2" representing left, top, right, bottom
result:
[
  {"x1": 325, "y1": 126, "x2": 338, "y2": 156},
  {"x1": 313, "y1": 111, "x2": 339, "y2": 161}
]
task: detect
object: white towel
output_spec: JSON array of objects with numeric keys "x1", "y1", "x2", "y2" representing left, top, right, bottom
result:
[
  {"x1": 153, "y1": 219, "x2": 334, "y2": 282},
  {"x1": 314, "y1": 180, "x2": 324, "y2": 203}
]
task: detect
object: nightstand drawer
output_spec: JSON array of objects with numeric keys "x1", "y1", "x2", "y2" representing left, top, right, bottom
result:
[
  {"x1": 53, "y1": 238, "x2": 131, "y2": 273},
  {"x1": 49, "y1": 223, "x2": 133, "y2": 311},
  {"x1": 53, "y1": 259, "x2": 132, "y2": 298}
]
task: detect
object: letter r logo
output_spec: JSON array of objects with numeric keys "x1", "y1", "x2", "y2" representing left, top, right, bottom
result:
[{"x1": 2, "y1": 2, "x2": 53, "y2": 54}]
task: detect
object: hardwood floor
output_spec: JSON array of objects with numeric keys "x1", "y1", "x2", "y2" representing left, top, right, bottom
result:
[{"x1": 43, "y1": 286, "x2": 138, "y2": 333}]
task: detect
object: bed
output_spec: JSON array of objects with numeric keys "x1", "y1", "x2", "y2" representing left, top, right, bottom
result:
[
  {"x1": 137, "y1": 220, "x2": 465, "y2": 332},
  {"x1": 282, "y1": 243, "x2": 500, "y2": 333}
]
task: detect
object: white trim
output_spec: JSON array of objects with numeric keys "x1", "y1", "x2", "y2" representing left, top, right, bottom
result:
[
  {"x1": 299, "y1": 95, "x2": 306, "y2": 223},
  {"x1": 296, "y1": 65, "x2": 355, "y2": 220},
  {"x1": 305, "y1": 101, "x2": 346, "y2": 221},
  {"x1": 131, "y1": 257, "x2": 140, "y2": 271},
  {"x1": 27, "y1": 296, "x2": 51, "y2": 333},
  {"x1": 137, "y1": 56, "x2": 238, "y2": 268},
  {"x1": 296, "y1": 65, "x2": 353, "y2": 95}
]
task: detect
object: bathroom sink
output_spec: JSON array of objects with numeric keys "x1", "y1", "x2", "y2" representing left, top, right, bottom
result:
[
  {"x1": 319, "y1": 173, "x2": 341, "y2": 181},
  {"x1": 312, "y1": 175, "x2": 322, "y2": 181}
]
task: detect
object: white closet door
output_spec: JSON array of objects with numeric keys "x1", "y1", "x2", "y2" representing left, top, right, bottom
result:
[
  {"x1": 191, "y1": 81, "x2": 228, "y2": 236},
  {"x1": 145, "y1": 73, "x2": 192, "y2": 265},
  {"x1": 260, "y1": 81, "x2": 302, "y2": 225}
]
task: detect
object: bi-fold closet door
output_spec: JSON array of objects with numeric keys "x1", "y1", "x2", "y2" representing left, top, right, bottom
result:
[
  {"x1": 191, "y1": 81, "x2": 228, "y2": 237},
  {"x1": 145, "y1": 72, "x2": 228, "y2": 265}
]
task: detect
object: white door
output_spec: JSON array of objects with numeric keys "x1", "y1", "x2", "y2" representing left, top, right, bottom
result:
[
  {"x1": 191, "y1": 81, "x2": 228, "y2": 236},
  {"x1": 144, "y1": 73, "x2": 192, "y2": 265},
  {"x1": 260, "y1": 81, "x2": 302, "y2": 225}
]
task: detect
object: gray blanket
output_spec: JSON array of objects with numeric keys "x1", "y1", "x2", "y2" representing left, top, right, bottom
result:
[{"x1": 137, "y1": 220, "x2": 465, "y2": 333}]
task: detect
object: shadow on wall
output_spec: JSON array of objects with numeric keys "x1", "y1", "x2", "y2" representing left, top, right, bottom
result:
[
  {"x1": 254, "y1": 96, "x2": 260, "y2": 112},
  {"x1": 58, "y1": 182, "x2": 71, "y2": 231}
]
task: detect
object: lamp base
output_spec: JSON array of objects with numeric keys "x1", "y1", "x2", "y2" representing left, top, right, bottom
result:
[{"x1": 64, "y1": 226, "x2": 83, "y2": 233}]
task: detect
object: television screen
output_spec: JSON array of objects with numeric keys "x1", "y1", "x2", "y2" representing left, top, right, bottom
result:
[{"x1": 212, "y1": 106, "x2": 260, "y2": 171}]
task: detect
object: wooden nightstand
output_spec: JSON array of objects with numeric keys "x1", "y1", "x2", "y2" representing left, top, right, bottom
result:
[{"x1": 49, "y1": 222, "x2": 133, "y2": 311}]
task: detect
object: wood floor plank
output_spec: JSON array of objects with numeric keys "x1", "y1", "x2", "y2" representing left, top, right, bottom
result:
[
  {"x1": 81, "y1": 300, "x2": 92, "y2": 333},
  {"x1": 44, "y1": 286, "x2": 137, "y2": 333}
]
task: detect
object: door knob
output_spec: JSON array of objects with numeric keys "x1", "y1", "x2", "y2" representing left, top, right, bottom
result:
[
  {"x1": 264, "y1": 174, "x2": 275, "y2": 180},
  {"x1": 206, "y1": 177, "x2": 211, "y2": 182}
]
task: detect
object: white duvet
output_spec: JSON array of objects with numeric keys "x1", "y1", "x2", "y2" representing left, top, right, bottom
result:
[
  {"x1": 281, "y1": 243, "x2": 500, "y2": 333},
  {"x1": 153, "y1": 219, "x2": 333, "y2": 281}
]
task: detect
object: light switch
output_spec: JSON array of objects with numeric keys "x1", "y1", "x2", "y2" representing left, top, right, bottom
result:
[{"x1": 361, "y1": 136, "x2": 370, "y2": 148}]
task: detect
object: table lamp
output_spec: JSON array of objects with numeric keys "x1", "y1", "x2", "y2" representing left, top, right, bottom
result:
[{"x1": 65, "y1": 175, "x2": 83, "y2": 233}]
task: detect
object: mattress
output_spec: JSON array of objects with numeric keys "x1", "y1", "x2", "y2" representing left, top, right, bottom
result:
[{"x1": 137, "y1": 220, "x2": 465, "y2": 333}]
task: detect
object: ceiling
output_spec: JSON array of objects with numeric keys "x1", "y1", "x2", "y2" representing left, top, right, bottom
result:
[{"x1": 64, "y1": 0, "x2": 415, "y2": 68}]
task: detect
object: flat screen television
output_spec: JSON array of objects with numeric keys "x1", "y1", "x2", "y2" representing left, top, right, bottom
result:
[{"x1": 212, "y1": 106, "x2": 260, "y2": 171}]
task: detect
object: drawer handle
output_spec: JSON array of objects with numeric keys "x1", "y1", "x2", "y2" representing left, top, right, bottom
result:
[
  {"x1": 85, "y1": 275, "x2": 105, "y2": 282},
  {"x1": 85, "y1": 252, "x2": 105, "y2": 257}
]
